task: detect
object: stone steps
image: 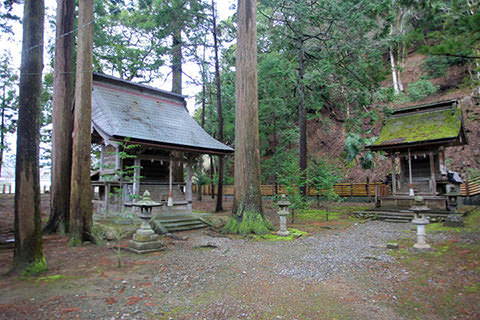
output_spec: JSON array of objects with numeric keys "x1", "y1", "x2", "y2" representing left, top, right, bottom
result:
[
  {"x1": 355, "y1": 208, "x2": 454, "y2": 223},
  {"x1": 151, "y1": 216, "x2": 211, "y2": 233}
]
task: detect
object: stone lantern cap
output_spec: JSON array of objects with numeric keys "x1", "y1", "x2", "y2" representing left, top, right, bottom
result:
[
  {"x1": 132, "y1": 190, "x2": 162, "y2": 207},
  {"x1": 409, "y1": 196, "x2": 430, "y2": 213},
  {"x1": 277, "y1": 195, "x2": 291, "y2": 216},
  {"x1": 277, "y1": 195, "x2": 291, "y2": 207}
]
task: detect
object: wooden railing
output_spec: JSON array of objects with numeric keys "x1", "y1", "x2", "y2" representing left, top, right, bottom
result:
[
  {"x1": 193, "y1": 182, "x2": 389, "y2": 198},
  {"x1": 195, "y1": 178, "x2": 480, "y2": 198},
  {"x1": 461, "y1": 176, "x2": 480, "y2": 196}
]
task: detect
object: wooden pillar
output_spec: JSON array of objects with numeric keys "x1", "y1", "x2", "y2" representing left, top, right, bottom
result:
[
  {"x1": 114, "y1": 144, "x2": 121, "y2": 172},
  {"x1": 100, "y1": 145, "x2": 105, "y2": 181},
  {"x1": 132, "y1": 157, "x2": 140, "y2": 197},
  {"x1": 439, "y1": 148, "x2": 447, "y2": 175},
  {"x1": 168, "y1": 154, "x2": 173, "y2": 206},
  {"x1": 105, "y1": 183, "x2": 110, "y2": 217},
  {"x1": 186, "y1": 162, "x2": 193, "y2": 212},
  {"x1": 391, "y1": 154, "x2": 397, "y2": 195},
  {"x1": 408, "y1": 149, "x2": 414, "y2": 196},
  {"x1": 429, "y1": 151, "x2": 436, "y2": 195}
]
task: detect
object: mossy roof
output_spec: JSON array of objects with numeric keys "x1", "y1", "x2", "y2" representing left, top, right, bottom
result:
[{"x1": 367, "y1": 100, "x2": 465, "y2": 151}]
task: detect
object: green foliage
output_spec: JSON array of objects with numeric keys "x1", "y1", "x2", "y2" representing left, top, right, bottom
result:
[
  {"x1": 21, "y1": 256, "x2": 47, "y2": 276},
  {"x1": 344, "y1": 133, "x2": 376, "y2": 170},
  {"x1": 308, "y1": 159, "x2": 341, "y2": 201},
  {"x1": 0, "y1": 51, "x2": 18, "y2": 161},
  {"x1": 275, "y1": 155, "x2": 311, "y2": 210},
  {"x1": 422, "y1": 55, "x2": 467, "y2": 79},
  {"x1": 406, "y1": 80, "x2": 439, "y2": 101},
  {"x1": 223, "y1": 210, "x2": 274, "y2": 235}
]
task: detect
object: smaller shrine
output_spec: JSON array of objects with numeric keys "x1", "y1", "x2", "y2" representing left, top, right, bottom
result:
[{"x1": 366, "y1": 100, "x2": 467, "y2": 212}]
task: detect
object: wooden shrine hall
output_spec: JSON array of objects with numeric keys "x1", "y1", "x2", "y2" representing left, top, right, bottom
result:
[
  {"x1": 366, "y1": 100, "x2": 467, "y2": 212},
  {"x1": 90, "y1": 73, "x2": 233, "y2": 219}
]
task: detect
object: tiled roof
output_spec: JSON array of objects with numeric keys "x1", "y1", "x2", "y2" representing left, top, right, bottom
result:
[{"x1": 92, "y1": 73, "x2": 233, "y2": 154}]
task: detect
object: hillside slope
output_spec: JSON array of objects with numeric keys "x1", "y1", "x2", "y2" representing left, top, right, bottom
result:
[{"x1": 307, "y1": 52, "x2": 480, "y2": 182}]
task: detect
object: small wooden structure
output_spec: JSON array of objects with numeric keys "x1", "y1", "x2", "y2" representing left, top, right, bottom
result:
[
  {"x1": 366, "y1": 100, "x2": 467, "y2": 210},
  {"x1": 90, "y1": 73, "x2": 233, "y2": 217}
]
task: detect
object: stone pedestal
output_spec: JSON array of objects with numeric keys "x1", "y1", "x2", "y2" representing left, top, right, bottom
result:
[
  {"x1": 412, "y1": 215, "x2": 431, "y2": 249},
  {"x1": 277, "y1": 212, "x2": 290, "y2": 236},
  {"x1": 276, "y1": 195, "x2": 291, "y2": 237},
  {"x1": 126, "y1": 190, "x2": 165, "y2": 254},
  {"x1": 444, "y1": 214, "x2": 464, "y2": 227},
  {"x1": 127, "y1": 220, "x2": 165, "y2": 254}
]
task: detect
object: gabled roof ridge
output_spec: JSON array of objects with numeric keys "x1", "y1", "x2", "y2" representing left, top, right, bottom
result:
[{"x1": 92, "y1": 72, "x2": 186, "y2": 102}]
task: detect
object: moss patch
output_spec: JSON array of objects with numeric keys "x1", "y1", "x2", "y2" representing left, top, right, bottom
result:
[
  {"x1": 427, "y1": 207, "x2": 480, "y2": 233},
  {"x1": 21, "y1": 256, "x2": 47, "y2": 276},
  {"x1": 253, "y1": 228, "x2": 308, "y2": 241},
  {"x1": 223, "y1": 210, "x2": 273, "y2": 235},
  {"x1": 372, "y1": 106, "x2": 461, "y2": 146}
]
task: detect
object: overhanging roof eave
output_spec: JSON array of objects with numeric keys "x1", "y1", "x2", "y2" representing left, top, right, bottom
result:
[
  {"x1": 109, "y1": 136, "x2": 234, "y2": 156},
  {"x1": 366, "y1": 136, "x2": 462, "y2": 152}
]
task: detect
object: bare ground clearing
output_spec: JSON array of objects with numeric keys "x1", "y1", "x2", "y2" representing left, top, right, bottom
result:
[{"x1": 0, "y1": 196, "x2": 479, "y2": 319}]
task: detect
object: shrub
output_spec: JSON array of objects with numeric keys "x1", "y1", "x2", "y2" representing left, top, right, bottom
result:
[{"x1": 406, "y1": 80, "x2": 439, "y2": 101}]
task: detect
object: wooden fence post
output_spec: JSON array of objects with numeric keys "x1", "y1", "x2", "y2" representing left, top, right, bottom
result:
[
  {"x1": 350, "y1": 182, "x2": 353, "y2": 198},
  {"x1": 366, "y1": 177, "x2": 370, "y2": 202},
  {"x1": 465, "y1": 178, "x2": 470, "y2": 197}
]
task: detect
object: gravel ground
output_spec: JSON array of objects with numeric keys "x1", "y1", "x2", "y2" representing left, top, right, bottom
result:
[{"x1": 0, "y1": 220, "x2": 451, "y2": 319}]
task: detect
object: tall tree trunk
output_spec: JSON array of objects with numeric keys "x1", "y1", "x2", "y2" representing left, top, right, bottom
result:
[
  {"x1": 45, "y1": 0, "x2": 75, "y2": 234},
  {"x1": 70, "y1": 0, "x2": 94, "y2": 244},
  {"x1": 232, "y1": 0, "x2": 263, "y2": 216},
  {"x1": 0, "y1": 86, "x2": 6, "y2": 177},
  {"x1": 172, "y1": 28, "x2": 182, "y2": 95},
  {"x1": 212, "y1": 0, "x2": 224, "y2": 212},
  {"x1": 297, "y1": 38, "x2": 307, "y2": 197},
  {"x1": 389, "y1": 46, "x2": 400, "y2": 95},
  {"x1": 13, "y1": 0, "x2": 45, "y2": 273}
]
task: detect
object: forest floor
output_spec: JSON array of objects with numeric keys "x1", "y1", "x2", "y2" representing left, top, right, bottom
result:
[{"x1": 0, "y1": 195, "x2": 479, "y2": 319}]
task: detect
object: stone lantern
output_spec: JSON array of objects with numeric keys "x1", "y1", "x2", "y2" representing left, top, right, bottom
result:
[
  {"x1": 410, "y1": 196, "x2": 431, "y2": 249},
  {"x1": 277, "y1": 195, "x2": 291, "y2": 236},
  {"x1": 128, "y1": 190, "x2": 165, "y2": 254},
  {"x1": 444, "y1": 187, "x2": 464, "y2": 227}
]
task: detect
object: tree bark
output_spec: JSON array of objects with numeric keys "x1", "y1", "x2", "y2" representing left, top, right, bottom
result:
[
  {"x1": 45, "y1": 0, "x2": 75, "y2": 234},
  {"x1": 297, "y1": 37, "x2": 307, "y2": 197},
  {"x1": 13, "y1": 0, "x2": 45, "y2": 273},
  {"x1": 172, "y1": 28, "x2": 182, "y2": 95},
  {"x1": 70, "y1": 0, "x2": 94, "y2": 244},
  {"x1": 389, "y1": 46, "x2": 400, "y2": 95},
  {"x1": 233, "y1": 0, "x2": 263, "y2": 215},
  {"x1": 212, "y1": 0, "x2": 224, "y2": 212},
  {"x1": 0, "y1": 85, "x2": 6, "y2": 177}
]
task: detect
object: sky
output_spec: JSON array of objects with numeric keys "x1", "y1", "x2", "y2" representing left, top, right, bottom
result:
[{"x1": 0, "y1": 0, "x2": 236, "y2": 178}]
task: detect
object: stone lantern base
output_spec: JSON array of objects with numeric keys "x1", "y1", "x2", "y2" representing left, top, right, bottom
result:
[{"x1": 125, "y1": 223, "x2": 166, "y2": 254}]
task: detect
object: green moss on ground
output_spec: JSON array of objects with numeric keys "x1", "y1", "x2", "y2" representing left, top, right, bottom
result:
[
  {"x1": 427, "y1": 207, "x2": 480, "y2": 233},
  {"x1": 253, "y1": 228, "x2": 308, "y2": 241},
  {"x1": 21, "y1": 256, "x2": 47, "y2": 276},
  {"x1": 223, "y1": 210, "x2": 273, "y2": 235}
]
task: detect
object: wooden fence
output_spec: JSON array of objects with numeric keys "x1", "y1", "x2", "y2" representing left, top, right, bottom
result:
[
  {"x1": 461, "y1": 176, "x2": 480, "y2": 197},
  {"x1": 194, "y1": 178, "x2": 480, "y2": 198},
  {"x1": 193, "y1": 182, "x2": 389, "y2": 198}
]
